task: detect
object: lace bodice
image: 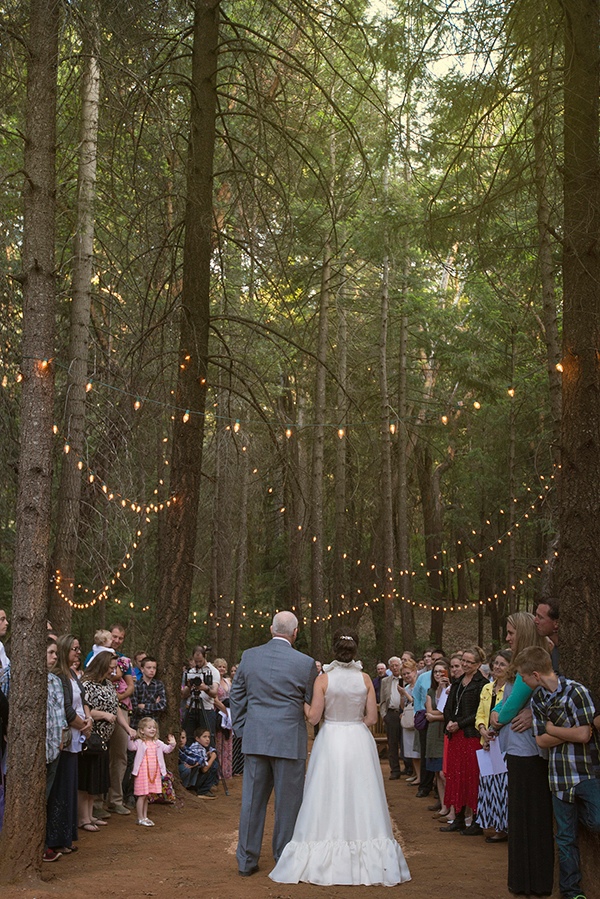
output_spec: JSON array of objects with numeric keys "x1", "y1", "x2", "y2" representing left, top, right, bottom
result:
[{"x1": 322, "y1": 661, "x2": 367, "y2": 723}]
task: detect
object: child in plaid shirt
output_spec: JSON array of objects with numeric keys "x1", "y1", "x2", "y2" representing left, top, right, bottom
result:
[
  {"x1": 178, "y1": 727, "x2": 218, "y2": 800},
  {"x1": 516, "y1": 647, "x2": 600, "y2": 899}
]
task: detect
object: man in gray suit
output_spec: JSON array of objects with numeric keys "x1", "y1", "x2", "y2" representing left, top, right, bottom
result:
[{"x1": 230, "y1": 610, "x2": 317, "y2": 876}]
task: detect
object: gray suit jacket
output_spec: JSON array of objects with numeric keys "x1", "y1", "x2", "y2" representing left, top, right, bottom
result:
[{"x1": 230, "y1": 638, "x2": 317, "y2": 760}]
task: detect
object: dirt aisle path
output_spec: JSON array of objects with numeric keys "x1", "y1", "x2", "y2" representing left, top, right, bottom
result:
[{"x1": 3, "y1": 763, "x2": 550, "y2": 899}]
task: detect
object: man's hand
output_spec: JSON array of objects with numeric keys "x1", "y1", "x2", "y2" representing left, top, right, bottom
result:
[{"x1": 510, "y1": 707, "x2": 533, "y2": 732}]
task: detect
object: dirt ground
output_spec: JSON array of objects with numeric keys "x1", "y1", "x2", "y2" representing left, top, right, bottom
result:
[{"x1": 2, "y1": 756, "x2": 565, "y2": 899}]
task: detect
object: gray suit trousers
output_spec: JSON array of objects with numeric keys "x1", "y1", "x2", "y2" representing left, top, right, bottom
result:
[{"x1": 237, "y1": 754, "x2": 306, "y2": 872}]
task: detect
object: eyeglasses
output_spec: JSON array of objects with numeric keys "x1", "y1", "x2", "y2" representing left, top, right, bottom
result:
[{"x1": 71, "y1": 647, "x2": 82, "y2": 653}]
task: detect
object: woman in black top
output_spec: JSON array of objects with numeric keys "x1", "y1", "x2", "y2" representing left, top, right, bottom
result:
[{"x1": 440, "y1": 646, "x2": 487, "y2": 835}]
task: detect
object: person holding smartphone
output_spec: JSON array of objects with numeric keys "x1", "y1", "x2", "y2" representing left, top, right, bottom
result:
[{"x1": 425, "y1": 659, "x2": 451, "y2": 817}]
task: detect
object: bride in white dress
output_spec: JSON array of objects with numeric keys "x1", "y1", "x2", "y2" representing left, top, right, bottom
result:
[{"x1": 269, "y1": 630, "x2": 411, "y2": 886}]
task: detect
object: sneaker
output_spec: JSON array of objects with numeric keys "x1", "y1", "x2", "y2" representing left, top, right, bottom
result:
[
  {"x1": 197, "y1": 792, "x2": 216, "y2": 800},
  {"x1": 107, "y1": 803, "x2": 131, "y2": 816},
  {"x1": 43, "y1": 849, "x2": 62, "y2": 862}
]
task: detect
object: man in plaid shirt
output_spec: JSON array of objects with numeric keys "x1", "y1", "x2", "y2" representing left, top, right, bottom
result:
[{"x1": 516, "y1": 646, "x2": 600, "y2": 899}]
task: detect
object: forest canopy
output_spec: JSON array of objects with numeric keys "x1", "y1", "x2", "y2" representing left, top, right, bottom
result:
[{"x1": 0, "y1": 0, "x2": 569, "y2": 663}]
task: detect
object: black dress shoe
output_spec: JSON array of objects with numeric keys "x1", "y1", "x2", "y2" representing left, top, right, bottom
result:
[
  {"x1": 485, "y1": 834, "x2": 508, "y2": 843},
  {"x1": 460, "y1": 823, "x2": 483, "y2": 836},
  {"x1": 440, "y1": 819, "x2": 465, "y2": 832},
  {"x1": 389, "y1": 773, "x2": 400, "y2": 780},
  {"x1": 239, "y1": 865, "x2": 259, "y2": 877},
  {"x1": 416, "y1": 789, "x2": 431, "y2": 798}
]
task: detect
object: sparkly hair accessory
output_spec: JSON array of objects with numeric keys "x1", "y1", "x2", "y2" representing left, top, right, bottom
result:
[{"x1": 340, "y1": 635, "x2": 354, "y2": 641}]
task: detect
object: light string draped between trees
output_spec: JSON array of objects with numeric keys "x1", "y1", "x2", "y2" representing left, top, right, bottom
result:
[{"x1": 36, "y1": 358, "x2": 558, "y2": 620}]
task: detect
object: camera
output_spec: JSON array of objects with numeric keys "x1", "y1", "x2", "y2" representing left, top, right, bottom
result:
[{"x1": 187, "y1": 670, "x2": 213, "y2": 688}]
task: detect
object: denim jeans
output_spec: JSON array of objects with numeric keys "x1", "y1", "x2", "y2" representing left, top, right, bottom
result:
[{"x1": 552, "y1": 777, "x2": 600, "y2": 898}]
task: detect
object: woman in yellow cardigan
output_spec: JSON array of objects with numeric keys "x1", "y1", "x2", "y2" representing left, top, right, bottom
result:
[{"x1": 474, "y1": 650, "x2": 511, "y2": 842}]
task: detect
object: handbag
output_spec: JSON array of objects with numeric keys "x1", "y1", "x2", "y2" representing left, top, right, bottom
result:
[
  {"x1": 414, "y1": 709, "x2": 428, "y2": 731},
  {"x1": 82, "y1": 732, "x2": 106, "y2": 753},
  {"x1": 61, "y1": 725, "x2": 72, "y2": 749},
  {"x1": 148, "y1": 771, "x2": 176, "y2": 805},
  {"x1": 400, "y1": 703, "x2": 415, "y2": 730}
]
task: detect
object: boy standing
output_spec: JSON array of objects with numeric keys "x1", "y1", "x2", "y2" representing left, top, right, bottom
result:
[
  {"x1": 131, "y1": 657, "x2": 167, "y2": 729},
  {"x1": 516, "y1": 647, "x2": 600, "y2": 899}
]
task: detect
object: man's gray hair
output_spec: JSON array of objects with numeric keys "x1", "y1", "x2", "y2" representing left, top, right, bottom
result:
[
  {"x1": 388, "y1": 655, "x2": 401, "y2": 666},
  {"x1": 272, "y1": 610, "x2": 298, "y2": 637}
]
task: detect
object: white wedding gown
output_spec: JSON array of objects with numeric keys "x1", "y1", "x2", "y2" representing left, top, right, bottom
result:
[{"x1": 269, "y1": 660, "x2": 411, "y2": 886}]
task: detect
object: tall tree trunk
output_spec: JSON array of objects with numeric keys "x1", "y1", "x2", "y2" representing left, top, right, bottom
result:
[
  {"x1": 49, "y1": 6, "x2": 100, "y2": 632},
  {"x1": 507, "y1": 329, "x2": 517, "y2": 614},
  {"x1": 0, "y1": 0, "x2": 59, "y2": 882},
  {"x1": 230, "y1": 436, "x2": 249, "y2": 663},
  {"x1": 379, "y1": 251, "x2": 396, "y2": 658},
  {"x1": 416, "y1": 444, "x2": 451, "y2": 645},
  {"x1": 559, "y1": 0, "x2": 600, "y2": 691},
  {"x1": 332, "y1": 303, "x2": 347, "y2": 623},
  {"x1": 310, "y1": 244, "x2": 331, "y2": 660},
  {"x1": 531, "y1": 31, "x2": 562, "y2": 456},
  {"x1": 397, "y1": 284, "x2": 416, "y2": 650},
  {"x1": 208, "y1": 380, "x2": 235, "y2": 655},
  {"x1": 151, "y1": 0, "x2": 218, "y2": 737}
]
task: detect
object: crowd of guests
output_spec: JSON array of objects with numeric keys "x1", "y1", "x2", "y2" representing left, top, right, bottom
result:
[
  {"x1": 1, "y1": 598, "x2": 599, "y2": 899},
  {"x1": 0, "y1": 620, "x2": 241, "y2": 864},
  {"x1": 375, "y1": 598, "x2": 600, "y2": 899}
]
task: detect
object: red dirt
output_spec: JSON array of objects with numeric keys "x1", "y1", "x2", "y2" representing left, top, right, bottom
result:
[{"x1": 1, "y1": 760, "x2": 565, "y2": 899}]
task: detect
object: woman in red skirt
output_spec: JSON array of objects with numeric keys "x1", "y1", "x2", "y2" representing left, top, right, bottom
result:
[{"x1": 440, "y1": 646, "x2": 487, "y2": 835}]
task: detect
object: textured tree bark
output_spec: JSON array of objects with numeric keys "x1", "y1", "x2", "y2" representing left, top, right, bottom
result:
[
  {"x1": 49, "y1": 5, "x2": 100, "y2": 632},
  {"x1": 559, "y1": 0, "x2": 600, "y2": 878},
  {"x1": 332, "y1": 303, "x2": 348, "y2": 623},
  {"x1": 152, "y1": 0, "x2": 218, "y2": 737},
  {"x1": 416, "y1": 443, "x2": 450, "y2": 647},
  {"x1": 397, "y1": 299, "x2": 416, "y2": 650},
  {"x1": 310, "y1": 244, "x2": 330, "y2": 661},
  {"x1": 379, "y1": 252, "x2": 396, "y2": 659},
  {"x1": 531, "y1": 29, "x2": 562, "y2": 455},
  {"x1": 559, "y1": 0, "x2": 600, "y2": 691},
  {"x1": 0, "y1": 0, "x2": 59, "y2": 883}
]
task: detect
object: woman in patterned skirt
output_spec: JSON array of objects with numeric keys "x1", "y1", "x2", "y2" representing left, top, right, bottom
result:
[{"x1": 475, "y1": 649, "x2": 511, "y2": 841}]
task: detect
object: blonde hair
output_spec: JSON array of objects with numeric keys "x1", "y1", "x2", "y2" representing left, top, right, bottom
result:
[
  {"x1": 401, "y1": 659, "x2": 418, "y2": 674},
  {"x1": 507, "y1": 611, "x2": 550, "y2": 680},
  {"x1": 213, "y1": 657, "x2": 228, "y2": 670},
  {"x1": 136, "y1": 717, "x2": 159, "y2": 740},
  {"x1": 93, "y1": 629, "x2": 113, "y2": 647}
]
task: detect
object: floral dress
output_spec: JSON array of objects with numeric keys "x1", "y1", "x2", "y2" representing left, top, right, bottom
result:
[{"x1": 79, "y1": 679, "x2": 118, "y2": 795}]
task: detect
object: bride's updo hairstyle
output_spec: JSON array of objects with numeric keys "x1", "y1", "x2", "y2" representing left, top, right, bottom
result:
[{"x1": 332, "y1": 628, "x2": 359, "y2": 663}]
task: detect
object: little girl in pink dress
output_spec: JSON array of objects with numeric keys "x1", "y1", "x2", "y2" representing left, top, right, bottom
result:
[{"x1": 128, "y1": 718, "x2": 176, "y2": 826}]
